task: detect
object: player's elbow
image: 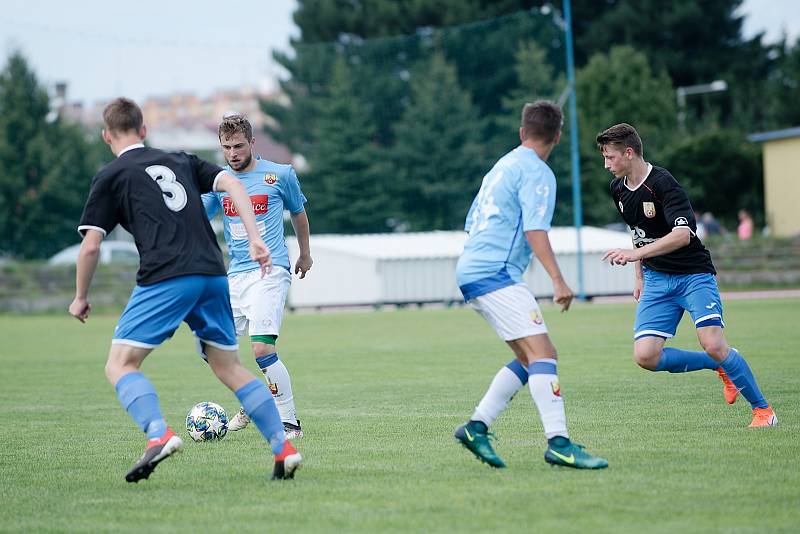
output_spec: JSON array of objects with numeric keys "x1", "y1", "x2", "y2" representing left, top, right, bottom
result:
[
  {"x1": 674, "y1": 228, "x2": 691, "y2": 246},
  {"x1": 80, "y1": 241, "x2": 101, "y2": 260}
]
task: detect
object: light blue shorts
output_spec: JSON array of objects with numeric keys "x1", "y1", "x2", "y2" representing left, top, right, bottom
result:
[
  {"x1": 112, "y1": 274, "x2": 237, "y2": 350},
  {"x1": 634, "y1": 268, "x2": 724, "y2": 340}
]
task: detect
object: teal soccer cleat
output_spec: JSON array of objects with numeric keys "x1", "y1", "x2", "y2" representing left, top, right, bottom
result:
[
  {"x1": 454, "y1": 421, "x2": 506, "y2": 468},
  {"x1": 544, "y1": 438, "x2": 608, "y2": 469}
]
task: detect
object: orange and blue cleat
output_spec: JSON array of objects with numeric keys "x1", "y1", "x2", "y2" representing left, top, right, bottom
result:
[{"x1": 748, "y1": 406, "x2": 777, "y2": 428}]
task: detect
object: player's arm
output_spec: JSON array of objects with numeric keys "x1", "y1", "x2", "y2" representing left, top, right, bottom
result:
[
  {"x1": 526, "y1": 230, "x2": 574, "y2": 312},
  {"x1": 290, "y1": 210, "x2": 313, "y2": 279},
  {"x1": 603, "y1": 229, "x2": 690, "y2": 266},
  {"x1": 215, "y1": 172, "x2": 272, "y2": 275},
  {"x1": 69, "y1": 230, "x2": 103, "y2": 323}
]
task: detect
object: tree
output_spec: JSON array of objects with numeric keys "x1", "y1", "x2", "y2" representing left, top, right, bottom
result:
[
  {"x1": 661, "y1": 129, "x2": 763, "y2": 227},
  {"x1": 303, "y1": 57, "x2": 395, "y2": 233},
  {"x1": 574, "y1": 46, "x2": 678, "y2": 225},
  {"x1": 0, "y1": 51, "x2": 104, "y2": 259},
  {"x1": 391, "y1": 52, "x2": 489, "y2": 230},
  {"x1": 762, "y1": 38, "x2": 800, "y2": 129}
]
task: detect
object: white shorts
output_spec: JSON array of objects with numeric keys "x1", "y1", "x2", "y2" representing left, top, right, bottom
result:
[
  {"x1": 468, "y1": 283, "x2": 548, "y2": 341},
  {"x1": 228, "y1": 267, "x2": 291, "y2": 337}
]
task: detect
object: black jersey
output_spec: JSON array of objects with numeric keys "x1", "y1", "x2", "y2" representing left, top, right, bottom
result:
[
  {"x1": 609, "y1": 165, "x2": 715, "y2": 275},
  {"x1": 78, "y1": 145, "x2": 227, "y2": 285}
]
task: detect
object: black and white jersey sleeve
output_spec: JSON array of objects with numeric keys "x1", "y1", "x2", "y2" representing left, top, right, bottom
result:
[
  {"x1": 188, "y1": 152, "x2": 226, "y2": 194},
  {"x1": 78, "y1": 173, "x2": 120, "y2": 237},
  {"x1": 651, "y1": 171, "x2": 695, "y2": 236}
]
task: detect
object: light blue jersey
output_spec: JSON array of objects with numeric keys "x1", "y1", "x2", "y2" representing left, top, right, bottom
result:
[
  {"x1": 203, "y1": 159, "x2": 306, "y2": 274},
  {"x1": 456, "y1": 146, "x2": 556, "y2": 300}
]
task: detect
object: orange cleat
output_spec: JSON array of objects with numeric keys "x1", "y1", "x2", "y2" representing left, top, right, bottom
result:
[
  {"x1": 748, "y1": 406, "x2": 777, "y2": 428},
  {"x1": 716, "y1": 368, "x2": 739, "y2": 404},
  {"x1": 271, "y1": 440, "x2": 302, "y2": 480}
]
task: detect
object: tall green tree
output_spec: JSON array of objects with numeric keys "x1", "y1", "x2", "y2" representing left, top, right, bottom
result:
[
  {"x1": 0, "y1": 51, "x2": 102, "y2": 259},
  {"x1": 574, "y1": 45, "x2": 678, "y2": 225},
  {"x1": 304, "y1": 57, "x2": 395, "y2": 233},
  {"x1": 391, "y1": 52, "x2": 489, "y2": 230},
  {"x1": 661, "y1": 129, "x2": 763, "y2": 226},
  {"x1": 762, "y1": 38, "x2": 800, "y2": 129}
]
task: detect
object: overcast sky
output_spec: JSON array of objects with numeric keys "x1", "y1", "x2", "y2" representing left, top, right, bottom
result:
[{"x1": 0, "y1": 0, "x2": 797, "y2": 106}]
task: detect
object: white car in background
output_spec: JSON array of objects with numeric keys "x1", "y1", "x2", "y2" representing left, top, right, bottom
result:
[{"x1": 48, "y1": 241, "x2": 139, "y2": 265}]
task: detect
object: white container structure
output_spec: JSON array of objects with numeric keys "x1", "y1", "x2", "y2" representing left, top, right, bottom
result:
[{"x1": 286, "y1": 227, "x2": 634, "y2": 309}]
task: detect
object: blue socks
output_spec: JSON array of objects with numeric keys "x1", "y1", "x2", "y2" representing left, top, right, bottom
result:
[
  {"x1": 720, "y1": 348, "x2": 768, "y2": 409},
  {"x1": 655, "y1": 347, "x2": 718, "y2": 373},
  {"x1": 235, "y1": 379, "x2": 285, "y2": 455},
  {"x1": 115, "y1": 372, "x2": 167, "y2": 440},
  {"x1": 653, "y1": 346, "x2": 768, "y2": 409}
]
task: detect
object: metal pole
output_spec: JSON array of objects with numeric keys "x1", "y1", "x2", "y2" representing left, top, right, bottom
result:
[{"x1": 563, "y1": 0, "x2": 585, "y2": 300}]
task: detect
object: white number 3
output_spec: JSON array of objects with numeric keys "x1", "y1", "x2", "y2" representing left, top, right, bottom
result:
[{"x1": 145, "y1": 165, "x2": 187, "y2": 212}]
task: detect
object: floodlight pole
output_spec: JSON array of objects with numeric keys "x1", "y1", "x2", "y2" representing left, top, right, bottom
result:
[
  {"x1": 676, "y1": 80, "x2": 728, "y2": 130},
  {"x1": 563, "y1": 0, "x2": 585, "y2": 300}
]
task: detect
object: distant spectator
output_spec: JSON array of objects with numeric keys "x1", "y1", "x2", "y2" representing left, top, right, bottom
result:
[
  {"x1": 738, "y1": 209, "x2": 754, "y2": 241},
  {"x1": 694, "y1": 210, "x2": 707, "y2": 241},
  {"x1": 701, "y1": 212, "x2": 724, "y2": 236}
]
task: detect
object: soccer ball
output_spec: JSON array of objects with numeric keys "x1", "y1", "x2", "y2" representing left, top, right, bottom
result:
[{"x1": 185, "y1": 401, "x2": 228, "y2": 442}]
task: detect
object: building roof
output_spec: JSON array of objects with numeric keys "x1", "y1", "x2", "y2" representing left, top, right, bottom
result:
[
  {"x1": 747, "y1": 127, "x2": 800, "y2": 143},
  {"x1": 306, "y1": 227, "x2": 632, "y2": 260}
]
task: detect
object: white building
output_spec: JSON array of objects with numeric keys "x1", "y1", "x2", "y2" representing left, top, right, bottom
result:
[{"x1": 286, "y1": 227, "x2": 634, "y2": 308}]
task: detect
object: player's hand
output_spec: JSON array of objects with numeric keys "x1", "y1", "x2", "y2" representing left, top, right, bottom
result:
[
  {"x1": 552, "y1": 277, "x2": 574, "y2": 312},
  {"x1": 294, "y1": 254, "x2": 313, "y2": 279},
  {"x1": 249, "y1": 240, "x2": 272, "y2": 277},
  {"x1": 602, "y1": 248, "x2": 640, "y2": 266},
  {"x1": 69, "y1": 297, "x2": 91, "y2": 323},
  {"x1": 633, "y1": 278, "x2": 643, "y2": 302}
]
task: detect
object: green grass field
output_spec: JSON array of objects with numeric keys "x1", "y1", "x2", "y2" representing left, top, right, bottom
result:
[{"x1": 2, "y1": 299, "x2": 798, "y2": 533}]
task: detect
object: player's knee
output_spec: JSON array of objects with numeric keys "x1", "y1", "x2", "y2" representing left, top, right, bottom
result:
[
  {"x1": 252, "y1": 344, "x2": 276, "y2": 358},
  {"x1": 700, "y1": 339, "x2": 729, "y2": 361},
  {"x1": 633, "y1": 349, "x2": 659, "y2": 371}
]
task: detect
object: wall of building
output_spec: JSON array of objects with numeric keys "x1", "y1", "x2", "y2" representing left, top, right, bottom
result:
[{"x1": 763, "y1": 137, "x2": 800, "y2": 237}]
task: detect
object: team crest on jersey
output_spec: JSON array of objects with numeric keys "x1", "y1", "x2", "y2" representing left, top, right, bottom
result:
[
  {"x1": 551, "y1": 381, "x2": 561, "y2": 397},
  {"x1": 264, "y1": 173, "x2": 278, "y2": 185},
  {"x1": 530, "y1": 311, "x2": 543, "y2": 325},
  {"x1": 618, "y1": 201, "x2": 624, "y2": 213},
  {"x1": 642, "y1": 201, "x2": 656, "y2": 218}
]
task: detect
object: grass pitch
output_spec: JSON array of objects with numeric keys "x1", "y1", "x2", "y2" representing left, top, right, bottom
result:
[{"x1": 1, "y1": 298, "x2": 798, "y2": 533}]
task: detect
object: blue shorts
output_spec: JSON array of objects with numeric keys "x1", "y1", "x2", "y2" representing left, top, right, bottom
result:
[
  {"x1": 112, "y1": 274, "x2": 238, "y2": 350},
  {"x1": 634, "y1": 269, "x2": 724, "y2": 340}
]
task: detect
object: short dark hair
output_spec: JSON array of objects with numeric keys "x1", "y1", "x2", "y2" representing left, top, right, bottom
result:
[
  {"x1": 521, "y1": 101, "x2": 563, "y2": 144},
  {"x1": 596, "y1": 123, "x2": 643, "y2": 156},
  {"x1": 219, "y1": 114, "x2": 253, "y2": 141},
  {"x1": 103, "y1": 97, "x2": 143, "y2": 135}
]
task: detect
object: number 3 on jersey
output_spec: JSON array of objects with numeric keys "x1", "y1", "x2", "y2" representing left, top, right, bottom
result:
[{"x1": 145, "y1": 165, "x2": 187, "y2": 212}]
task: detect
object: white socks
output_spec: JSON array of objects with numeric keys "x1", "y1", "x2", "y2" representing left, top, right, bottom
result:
[
  {"x1": 527, "y1": 358, "x2": 568, "y2": 439},
  {"x1": 471, "y1": 365, "x2": 526, "y2": 426},
  {"x1": 261, "y1": 358, "x2": 297, "y2": 426}
]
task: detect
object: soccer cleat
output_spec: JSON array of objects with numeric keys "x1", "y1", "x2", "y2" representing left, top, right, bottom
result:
[
  {"x1": 716, "y1": 368, "x2": 739, "y2": 404},
  {"x1": 544, "y1": 439, "x2": 608, "y2": 469},
  {"x1": 271, "y1": 440, "x2": 302, "y2": 480},
  {"x1": 228, "y1": 407, "x2": 251, "y2": 431},
  {"x1": 454, "y1": 421, "x2": 506, "y2": 468},
  {"x1": 283, "y1": 420, "x2": 303, "y2": 439},
  {"x1": 125, "y1": 427, "x2": 183, "y2": 483},
  {"x1": 748, "y1": 406, "x2": 777, "y2": 428}
]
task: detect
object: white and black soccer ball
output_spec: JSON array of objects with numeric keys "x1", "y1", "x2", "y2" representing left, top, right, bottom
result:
[{"x1": 185, "y1": 401, "x2": 228, "y2": 442}]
